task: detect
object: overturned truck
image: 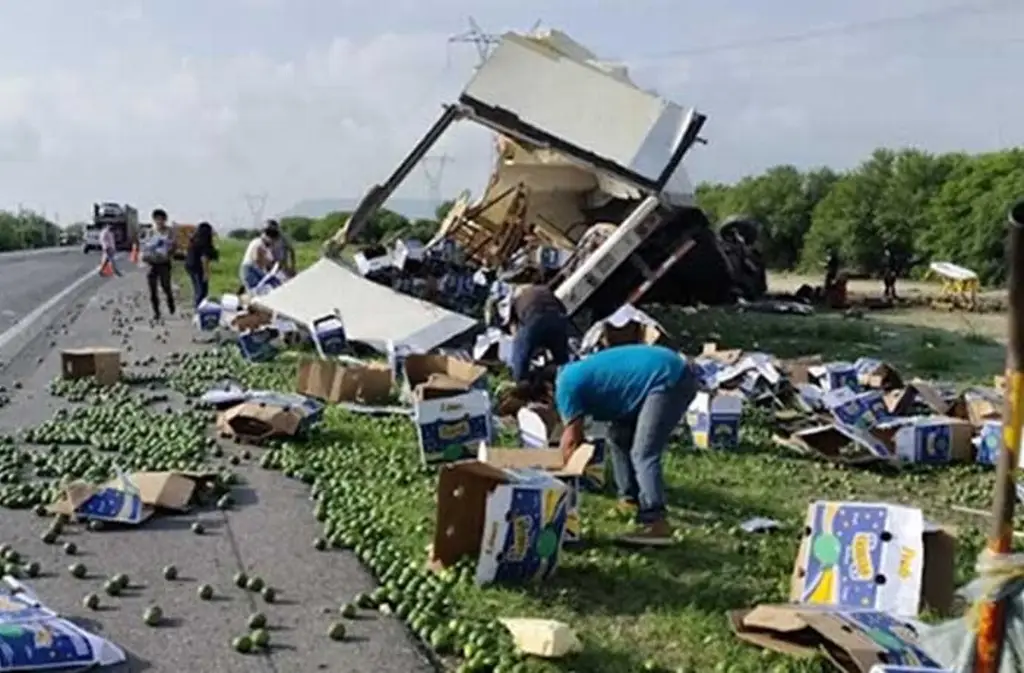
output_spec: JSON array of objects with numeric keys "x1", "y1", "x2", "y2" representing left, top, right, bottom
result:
[{"x1": 327, "y1": 30, "x2": 766, "y2": 326}]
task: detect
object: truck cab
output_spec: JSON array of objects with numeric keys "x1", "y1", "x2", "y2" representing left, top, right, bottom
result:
[{"x1": 87, "y1": 202, "x2": 139, "y2": 253}]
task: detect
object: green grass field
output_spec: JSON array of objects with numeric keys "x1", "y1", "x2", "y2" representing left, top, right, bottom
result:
[{"x1": 184, "y1": 241, "x2": 1010, "y2": 672}]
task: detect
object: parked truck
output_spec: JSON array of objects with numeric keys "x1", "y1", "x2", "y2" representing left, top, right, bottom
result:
[{"x1": 83, "y1": 203, "x2": 139, "y2": 253}]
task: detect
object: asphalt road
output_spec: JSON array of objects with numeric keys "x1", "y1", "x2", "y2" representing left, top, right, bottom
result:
[{"x1": 0, "y1": 268, "x2": 435, "y2": 672}]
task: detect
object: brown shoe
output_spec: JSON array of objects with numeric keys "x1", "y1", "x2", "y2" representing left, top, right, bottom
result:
[{"x1": 617, "y1": 520, "x2": 675, "y2": 548}]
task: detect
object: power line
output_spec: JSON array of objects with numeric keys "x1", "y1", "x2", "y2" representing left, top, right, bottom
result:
[
  {"x1": 243, "y1": 192, "x2": 267, "y2": 228},
  {"x1": 637, "y1": 1, "x2": 1021, "y2": 60},
  {"x1": 448, "y1": 17, "x2": 501, "y2": 67},
  {"x1": 422, "y1": 154, "x2": 454, "y2": 206}
]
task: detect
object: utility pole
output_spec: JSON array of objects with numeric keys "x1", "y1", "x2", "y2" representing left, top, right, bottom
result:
[
  {"x1": 448, "y1": 17, "x2": 501, "y2": 67},
  {"x1": 243, "y1": 192, "x2": 267, "y2": 229},
  {"x1": 422, "y1": 154, "x2": 454, "y2": 207}
]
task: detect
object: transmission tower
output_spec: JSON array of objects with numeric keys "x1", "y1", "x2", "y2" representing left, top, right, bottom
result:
[
  {"x1": 422, "y1": 154, "x2": 454, "y2": 206},
  {"x1": 448, "y1": 17, "x2": 501, "y2": 67},
  {"x1": 243, "y1": 192, "x2": 268, "y2": 229}
]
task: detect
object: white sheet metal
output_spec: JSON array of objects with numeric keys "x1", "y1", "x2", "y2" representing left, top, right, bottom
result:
[
  {"x1": 252, "y1": 259, "x2": 478, "y2": 352},
  {"x1": 464, "y1": 33, "x2": 697, "y2": 204},
  {"x1": 929, "y1": 261, "x2": 978, "y2": 281}
]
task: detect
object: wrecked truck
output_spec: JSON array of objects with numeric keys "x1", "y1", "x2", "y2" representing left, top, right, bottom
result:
[{"x1": 325, "y1": 29, "x2": 767, "y2": 327}]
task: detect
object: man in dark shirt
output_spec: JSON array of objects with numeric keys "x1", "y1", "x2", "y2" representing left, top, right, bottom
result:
[
  {"x1": 507, "y1": 284, "x2": 571, "y2": 383},
  {"x1": 882, "y1": 244, "x2": 898, "y2": 300}
]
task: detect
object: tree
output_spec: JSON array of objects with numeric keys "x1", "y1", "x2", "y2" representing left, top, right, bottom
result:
[{"x1": 279, "y1": 216, "x2": 316, "y2": 242}]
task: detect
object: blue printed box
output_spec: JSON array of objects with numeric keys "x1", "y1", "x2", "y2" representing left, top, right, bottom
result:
[
  {"x1": 890, "y1": 416, "x2": 973, "y2": 464},
  {"x1": 686, "y1": 391, "x2": 743, "y2": 449},
  {"x1": 823, "y1": 388, "x2": 891, "y2": 429},
  {"x1": 401, "y1": 354, "x2": 488, "y2": 405},
  {"x1": 431, "y1": 460, "x2": 570, "y2": 585},
  {"x1": 809, "y1": 362, "x2": 859, "y2": 392},
  {"x1": 415, "y1": 390, "x2": 493, "y2": 466},
  {"x1": 792, "y1": 501, "x2": 954, "y2": 617}
]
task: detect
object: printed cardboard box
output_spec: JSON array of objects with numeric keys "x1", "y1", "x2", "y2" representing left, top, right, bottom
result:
[
  {"x1": 237, "y1": 327, "x2": 278, "y2": 362},
  {"x1": 869, "y1": 667, "x2": 950, "y2": 673},
  {"x1": 193, "y1": 299, "x2": 223, "y2": 331},
  {"x1": 430, "y1": 460, "x2": 570, "y2": 585},
  {"x1": 515, "y1": 406, "x2": 606, "y2": 492},
  {"x1": 713, "y1": 353, "x2": 783, "y2": 392},
  {"x1": 310, "y1": 314, "x2": 347, "y2": 356},
  {"x1": 579, "y1": 304, "x2": 666, "y2": 352},
  {"x1": 479, "y1": 444, "x2": 595, "y2": 546},
  {"x1": 402, "y1": 354, "x2": 488, "y2": 404},
  {"x1": 822, "y1": 388, "x2": 891, "y2": 430},
  {"x1": 854, "y1": 357, "x2": 904, "y2": 390},
  {"x1": 791, "y1": 501, "x2": 955, "y2": 617},
  {"x1": 957, "y1": 388, "x2": 1001, "y2": 428},
  {"x1": 889, "y1": 416, "x2": 973, "y2": 464},
  {"x1": 353, "y1": 249, "x2": 393, "y2": 276},
  {"x1": 473, "y1": 327, "x2": 513, "y2": 366},
  {"x1": 730, "y1": 604, "x2": 945, "y2": 673},
  {"x1": 687, "y1": 391, "x2": 744, "y2": 449},
  {"x1": 296, "y1": 358, "x2": 392, "y2": 405},
  {"x1": 60, "y1": 348, "x2": 121, "y2": 386},
  {"x1": 974, "y1": 420, "x2": 1024, "y2": 467},
  {"x1": 230, "y1": 309, "x2": 273, "y2": 333},
  {"x1": 49, "y1": 469, "x2": 213, "y2": 525},
  {"x1": 781, "y1": 423, "x2": 894, "y2": 464},
  {"x1": 885, "y1": 381, "x2": 951, "y2": 416},
  {"x1": 809, "y1": 362, "x2": 859, "y2": 392},
  {"x1": 393, "y1": 238, "x2": 425, "y2": 269},
  {"x1": 415, "y1": 389, "x2": 494, "y2": 466}
]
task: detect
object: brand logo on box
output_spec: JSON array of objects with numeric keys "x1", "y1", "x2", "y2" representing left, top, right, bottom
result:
[
  {"x1": 509, "y1": 516, "x2": 531, "y2": 562},
  {"x1": 438, "y1": 421, "x2": 470, "y2": 441},
  {"x1": 851, "y1": 532, "x2": 877, "y2": 580},
  {"x1": 440, "y1": 402, "x2": 465, "y2": 413}
]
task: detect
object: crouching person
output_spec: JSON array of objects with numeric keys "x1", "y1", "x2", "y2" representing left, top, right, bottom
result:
[
  {"x1": 507, "y1": 283, "x2": 571, "y2": 383},
  {"x1": 553, "y1": 344, "x2": 697, "y2": 547}
]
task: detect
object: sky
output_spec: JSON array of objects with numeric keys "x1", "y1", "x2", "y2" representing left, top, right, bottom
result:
[{"x1": 0, "y1": 0, "x2": 1020, "y2": 226}]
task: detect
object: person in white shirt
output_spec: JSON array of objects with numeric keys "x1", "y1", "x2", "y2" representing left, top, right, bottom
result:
[
  {"x1": 141, "y1": 209, "x2": 175, "y2": 321},
  {"x1": 97, "y1": 224, "x2": 122, "y2": 277},
  {"x1": 239, "y1": 225, "x2": 279, "y2": 292},
  {"x1": 264, "y1": 219, "x2": 296, "y2": 277}
]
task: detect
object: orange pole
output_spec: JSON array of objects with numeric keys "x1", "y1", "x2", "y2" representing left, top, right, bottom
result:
[{"x1": 974, "y1": 199, "x2": 1024, "y2": 672}]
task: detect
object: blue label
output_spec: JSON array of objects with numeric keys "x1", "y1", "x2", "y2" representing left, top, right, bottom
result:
[
  {"x1": 491, "y1": 485, "x2": 568, "y2": 584},
  {"x1": 837, "y1": 612, "x2": 940, "y2": 668},
  {"x1": 0, "y1": 619, "x2": 98, "y2": 669},
  {"x1": 78, "y1": 487, "x2": 144, "y2": 523},
  {"x1": 913, "y1": 424, "x2": 952, "y2": 464},
  {"x1": 237, "y1": 330, "x2": 278, "y2": 362},
  {"x1": 418, "y1": 415, "x2": 492, "y2": 465},
  {"x1": 976, "y1": 422, "x2": 1001, "y2": 466},
  {"x1": 196, "y1": 307, "x2": 221, "y2": 331}
]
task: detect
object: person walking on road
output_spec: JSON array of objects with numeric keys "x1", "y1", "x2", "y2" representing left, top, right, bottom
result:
[
  {"x1": 184, "y1": 222, "x2": 219, "y2": 307},
  {"x1": 553, "y1": 344, "x2": 697, "y2": 547},
  {"x1": 97, "y1": 222, "x2": 122, "y2": 277},
  {"x1": 141, "y1": 209, "x2": 175, "y2": 321},
  {"x1": 506, "y1": 283, "x2": 571, "y2": 384},
  {"x1": 239, "y1": 225, "x2": 279, "y2": 294}
]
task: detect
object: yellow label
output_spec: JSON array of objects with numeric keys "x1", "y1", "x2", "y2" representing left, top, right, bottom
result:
[
  {"x1": 438, "y1": 421, "x2": 469, "y2": 441},
  {"x1": 851, "y1": 532, "x2": 876, "y2": 580},
  {"x1": 507, "y1": 515, "x2": 531, "y2": 561},
  {"x1": 439, "y1": 402, "x2": 465, "y2": 413},
  {"x1": 898, "y1": 546, "x2": 916, "y2": 579}
]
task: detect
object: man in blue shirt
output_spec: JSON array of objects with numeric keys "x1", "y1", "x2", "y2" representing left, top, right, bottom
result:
[{"x1": 555, "y1": 344, "x2": 697, "y2": 547}]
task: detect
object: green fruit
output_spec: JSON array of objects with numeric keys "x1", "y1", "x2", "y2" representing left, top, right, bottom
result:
[
  {"x1": 247, "y1": 612, "x2": 267, "y2": 629},
  {"x1": 191, "y1": 522, "x2": 205, "y2": 535},
  {"x1": 83, "y1": 593, "x2": 100, "y2": 610},
  {"x1": 143, "y1": 606, "x2": 163, "y2": 626},
  {"x1": 62, "y1": 542, "x2": 76, "y2": 555},
  {"x1": 233, "y1": 572, "x2": 248, "y2": 588},
  {"x1": 250, "y1": 628, "x2": 270, "y2": 648},
  {"x1": 340, "y1": 603, "x2": 357, "y2": 619},
  {"x1": 104, "y1": 580, "x2": 121, "y2": 596},
  {"x1": 246, "y1": 576, "x2": 264, "y2": 592},
  {"x1": 232, "y1": 635, "x2": 253, "y2": 654},
  {"x1": 88, "y1": 520, "x2": 104, "y2": 532},
  {"x1": 162, "y1": 565, "x2": 178, "y2": 580},
  {"x1": 68, "y1": 563, "x2": 86, "y2": 579},
  {"x1": 261, "y1": 587, "x2": 276, "y2": 603},
  {"x1": 23, "y1": 561, "x2": 40, "y2": 578},
  {"x1": 112, "y1": 573, "x2": 129, "y2": 590},
  {"x1": 313, "y1": 538, "x2": 327, "y2": 551},
  {"x1": 217, "y1": 495, "x2": 232, "y2": 509},
  {"x1": 327, "y1": 622, "x2": 346, "y2": 641},
  {"x1": 198, "y1": 584, "x2": 214, "y2": 600}
]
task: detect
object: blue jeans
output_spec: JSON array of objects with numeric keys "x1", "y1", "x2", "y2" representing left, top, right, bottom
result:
[
  {"x1": 188, "y1": 269, "x2": 208, "y2": 308},
  {"x1": 99, "y1": 249, "x2": 122, "y2": 276},
  {"x1": 240, "y1": 263, "x2": 265, "y2": 292},
  {"x1": 510, "y1": 311, "x2": 570, "y2": 383},
  {"x1": 607, "y1": 369, "x2": 697, "y2": 524}
]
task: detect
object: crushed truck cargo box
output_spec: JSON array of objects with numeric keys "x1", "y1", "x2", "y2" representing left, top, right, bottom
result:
[{"x1": 252, "y1": 258, "x2": 478, "y2": 352}]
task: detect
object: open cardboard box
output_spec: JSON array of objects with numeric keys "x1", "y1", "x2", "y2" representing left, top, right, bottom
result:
[
  {"x1": 729, "y1": 605, "x2": 945, "y2": 673},
  {"x1": 216, "y1": 399, "x2": 312, "y2": 444},
  {"x1": 61, "y1": 348, "x2": 121, "y2": 386},
  {"x1": 296, "y1": 358, "x2": 393, "y2": 405},
  {"x1": 429, "y1": 444, "x2": 595, "y2": 585},
  {"x1": 403, "y1": 354, "x2": 488, "y2": 404},
  {"x1": 48, "y1": 470, "x2": 215, "y2": 525}
]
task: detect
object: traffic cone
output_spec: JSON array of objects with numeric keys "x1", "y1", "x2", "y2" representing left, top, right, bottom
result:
[
  {"x1": 129, "y1": 243, "x2": 139, "y2": 264},
  {"x1": 100, "y1": 260, "x2": 113, "y2": 277}
]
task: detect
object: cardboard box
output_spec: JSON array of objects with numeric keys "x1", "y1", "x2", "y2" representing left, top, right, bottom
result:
[
  {"x1": 393, "y1": 238, "x2": 425, "y2": 269},
  {"x1": 854, "y1": 357, "x2": 904, "y2": 390},
  {"x1": 49, "y1": 470, "x2": 212, "y2": 525},
  {"x1": 430, "y1": 460, "x2": 570, "y2": 585},
  {"x1": 403, "y1": 354, "x2": 488, "y2": 403},
  {"x1": 472, "y1": 328, "x2": 513, "y2": 366},
  {"x1": 781, "y1": 423, "x2": 894, "y2": 464},
  {"x1": 956, "y1": 388, "x2": 1001, "y2": 428},
  {"x1": 515, "y1": 406, "x2": 606, "y2": 492},
  {"x1": 885, "y1": 382, "x2": 950, "y2": 416},
  {"x1": 808, "y1": 363, "x2": 859, "y2": 392},
  {"x1": 869, "y1": 667, "x2": 951, "y2": 673},
  {"x1": 230, "y1": 309, "x2": 272, "y2": 332},
  {"x1": 822, "y1": 388, "x2": 891, "y2": 430},
  {"x1": 310, "y1": 314, "x2": 347, "y2": 356},
  {"x1": 193, "y1": 299, "x2": 223, "y2": 331},
  {"x1": 217, "y1": 399, "x2": 312, "y2": 444},
  {"x1": 480, "y1": 444, "x2": 595, "y2": 545},
  {"x1": 791, "y1": 501, "x2": 955, "y2": 616},
  {"x1": 579, "y1": 304, "x2": 666, "y2": 352},
  {"x1": 415, "y1": 390, "x2": 494, "y2": 466},
  {"x1": 730, "y1": 605, "x2": 945, "y2": 673},
  {"x1": 353, "y1": 249, "x2": 393, "y2": 276},
  {"x1": 61, "y1": 348, "x2": 121, "y2": 386},
  {"x1": 889, "y1": 416, "x2": 973, "y2": 464},
  {"x1": 687, "y1": 391, "x2": 744, "y2": 449},
  {"x1": 237, "y1": 327, "x2": 278, "y2": 362},
  {"x1": 296, "y1": 358, "x2": 392, "y2": 405},
  {"x1": 974, "y1": 420, "x2": 1024, "y2": 467}
]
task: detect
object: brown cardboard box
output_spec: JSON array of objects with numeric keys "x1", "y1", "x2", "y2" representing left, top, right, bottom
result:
[
  {"x1": 296, "y1": 358, "x2": 392, "y2": 405},
  {"x1": 217, "y1": 401, "x2": 305, "y2": 443},
  {"x1": 857, "y1": 361, "x2": 903, "y2": 390},
  {"x1": 729, "y1": 605, "x2": 943, "y2": 673},
  {"x1": 231, "y1": 310, "x2": 272, "y2": 332},
  {"x1": 403, "y1": 354, "x2": 487, "y2": 403},
  {"x1": 885, "y1": 381, "x2": 950, "y2": 416},
  {"x1": 61, "y1": 348, "x2": 121, "y2": 386},
  {"x1": 48, "y1": 471, "x2": 214, "y2": 524}
]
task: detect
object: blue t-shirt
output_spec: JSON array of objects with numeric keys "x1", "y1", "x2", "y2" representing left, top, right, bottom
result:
[{"x1": 555, "y1": 344, "x2": 687, "y2": 423}]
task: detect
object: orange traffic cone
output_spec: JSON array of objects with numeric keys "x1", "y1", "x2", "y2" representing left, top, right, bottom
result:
[
  {"x1": 129, "y1": 243, "x2": 139, "y2": 264},
  {"x1": 100, "y1": 260, "x2": 114, "y2": 277}
]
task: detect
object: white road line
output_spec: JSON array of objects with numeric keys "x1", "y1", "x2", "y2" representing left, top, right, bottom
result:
[{"x1": 0, "y1": 264, "x2": 104, "y2": 353}]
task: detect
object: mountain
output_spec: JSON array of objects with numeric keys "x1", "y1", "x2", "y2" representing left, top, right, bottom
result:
[{"x1": 278, "y1": 198, "x2": 440, "y2": 221}]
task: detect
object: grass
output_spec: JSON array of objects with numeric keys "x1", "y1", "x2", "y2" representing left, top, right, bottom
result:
[{"x1": 181, "y1": 245, "x2": 1015, "y2": 672}]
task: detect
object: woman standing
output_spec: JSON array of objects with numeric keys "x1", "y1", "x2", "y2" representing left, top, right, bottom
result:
[{"x1": 184, "y1": 222, "x2": 219, "y2": 307}]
